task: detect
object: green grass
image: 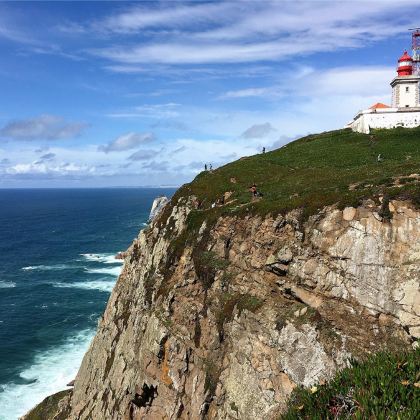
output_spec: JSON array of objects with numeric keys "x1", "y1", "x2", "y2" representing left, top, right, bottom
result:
[
  {"x1": 173, "y1": 127, "x2": 420, "y2": 222},
  {"x1": 157, "y1": 127, "x2": 420, "y2": 294},
  {"x1": 282, "y1": 348, "x2": 420, "y2": 419}
]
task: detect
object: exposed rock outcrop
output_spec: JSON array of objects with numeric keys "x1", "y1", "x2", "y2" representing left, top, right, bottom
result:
[
  {"x1": 22, "y1": 390, "x2": 71, "y2": 420},
  {"x1": 148, "y1": 196, "x2": 169, "y2": 222},
  {"x1": 48, "y1": 195, "x2": 419, "y2": 420}
]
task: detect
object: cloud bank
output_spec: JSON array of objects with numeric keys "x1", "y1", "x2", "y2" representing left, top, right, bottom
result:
[
  {"x1": 0, "y1": 115, "x2": 87, "y2": 141},
  {"x1": 86, "y1": 1, "x2": 419, "y2": 66}
]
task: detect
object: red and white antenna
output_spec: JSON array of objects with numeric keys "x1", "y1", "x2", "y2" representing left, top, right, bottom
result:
[{"x1": 409, "y1": 28, "x2": 420, "y2": 75}]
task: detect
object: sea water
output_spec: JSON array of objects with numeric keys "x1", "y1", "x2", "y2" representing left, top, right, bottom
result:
[{"x1": 0, "y1": 188, "x2": 175, "y2": 419}]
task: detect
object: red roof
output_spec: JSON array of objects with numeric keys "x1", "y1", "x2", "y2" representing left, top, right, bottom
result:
[
  {"x1": 370, "y1": 102, "x2": 391, "y2": 109},
  {"x1": 398, "y1": 50, "x2": 412, "y2": 62}
]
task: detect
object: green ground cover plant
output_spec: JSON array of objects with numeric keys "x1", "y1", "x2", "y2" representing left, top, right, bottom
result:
[
  {"x1": 282, "y1": 348, "x2": 420, "y2": 419},
  {"x1": 177, "y1": 127, "x2": 420, "y2": 221}
]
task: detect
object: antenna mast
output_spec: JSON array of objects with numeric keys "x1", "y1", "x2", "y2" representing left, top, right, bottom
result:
[{"x1": 410, "y1": 28, "x2": 420, "y2": 75}]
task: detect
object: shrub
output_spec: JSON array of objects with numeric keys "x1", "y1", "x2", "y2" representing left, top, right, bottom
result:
[
  {"x1": 379, "y1": 195, "x2": 392, "y2": 221},
  {"x1": 193, "y1": 250, "x2": 229, "y2": 290}
]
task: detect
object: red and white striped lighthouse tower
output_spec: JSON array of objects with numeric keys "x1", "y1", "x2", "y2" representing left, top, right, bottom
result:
[
  {"x1": 397, "y1": 51, "x2": 413, "y2": 76},
  {"x1": 391, "y1": 48, "x2": 420, "y2": 108}
]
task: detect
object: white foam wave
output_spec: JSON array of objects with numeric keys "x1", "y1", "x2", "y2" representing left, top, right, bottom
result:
[
  {"x1": 0, "y1": 281, "x2": 16, "y2": 288},
  {"x1": 0, "y1": 329, "x2": 95, "y2": 420},
  {"x1": 80, "y1": 253, "x2": 123, "y2": 264},
  {"x1": 53, "y1": 279, "x2": 116, "y2": 293},
  {"x1": 21, "y1": 264, "x2": 75, "y2": 271},
  {"x1": 85, "y1": 266, "x2": 122, "y2": 277}
]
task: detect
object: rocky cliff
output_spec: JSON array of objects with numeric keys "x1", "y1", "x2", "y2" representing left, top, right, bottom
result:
[
  {"x1": 25, "y1": 128, "x2": 420, "y2": 419},
  {"x1": 149, "y1": 196, "x2": 169, "y2": 222},
  {"x1": 47, "y1": 196, "x2": 417, "y2": 420}
]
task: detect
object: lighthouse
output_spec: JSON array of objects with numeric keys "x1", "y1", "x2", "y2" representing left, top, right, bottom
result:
[
  {"x1": 391, "y1": 51, "x2": 420, "y2": 108},
  {"x1": 347, "y1": 30, "x2": 420, "y2": 134}
]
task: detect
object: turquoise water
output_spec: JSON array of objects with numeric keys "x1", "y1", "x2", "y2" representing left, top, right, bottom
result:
[{"x1": 0, "y1": 188, "x2": 175, "y2": 419}]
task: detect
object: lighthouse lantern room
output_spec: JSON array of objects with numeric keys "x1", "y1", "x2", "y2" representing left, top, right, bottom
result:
[{"x1": 397, "y1": 51, "x2": 413, "y2": 76}]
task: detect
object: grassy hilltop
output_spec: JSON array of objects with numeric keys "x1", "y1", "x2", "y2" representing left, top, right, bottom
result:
[
  {"x1": 168, "y1": 128, "x2": 420, "y2": 418},
  {"x1": 173, "y1": 127, "x2": 420, "y2": 222}
]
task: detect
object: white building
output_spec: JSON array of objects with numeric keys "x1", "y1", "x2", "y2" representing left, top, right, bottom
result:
[{"x1": 347, "y1": 51, "x2": 420, "y2": 134}]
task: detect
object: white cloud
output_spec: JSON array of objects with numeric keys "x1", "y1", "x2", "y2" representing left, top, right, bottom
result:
[
  {"x1": 220, "y1": 87, "x2": 273, "y2": 99},
  {"x1": 241, "y1": 123, "x2": 276, "y2": 139},
  {"x1": 6, "y1": 161, "x2": 94, "y2": 176},
  {"x1": 56, "y1": 21, "x2": 87, "y2": 35},
  {"x1": 127, "y1": 149, "x2": 159, "y2": 161},
  {"x1": 0, "y1": 115, "x2": 87, "y2": 141},
  {"x1": 93, "y1": 39, "x2": 335, "y2": 65},
  {"x1": 99, "y1": 132, "x2": 155, "y2": 153},
  {"x1": 88, "y1": 1, "x2": 420, "y2": 65},
  {"x1": 0, "y1": 13, "x2": 38, "y2": 45},
  {"x1": 106, "y1": 103, "x2": 181, "y2": 119},
  {"x1": 220, "y1": 66, "x2": 393, "y2": 104},
  {"x1": 194, "y1": 1, "x2": 415, "y2": 42},
  {"x1": 92, "y1": 2, "x2": 236, "y2": 34},
  {"x1": 304, "y1": 66, "x2": 394, "y2": 98}
]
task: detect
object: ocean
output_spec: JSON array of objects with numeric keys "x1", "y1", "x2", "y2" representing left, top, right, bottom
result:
[{"x1": 0, "y1": 188, "x2": 175, "y2": 420}]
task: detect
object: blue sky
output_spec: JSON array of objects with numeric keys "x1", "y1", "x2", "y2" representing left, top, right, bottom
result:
[{"x1": 0, "y1": 0, "x2": 419, "y2": 187}]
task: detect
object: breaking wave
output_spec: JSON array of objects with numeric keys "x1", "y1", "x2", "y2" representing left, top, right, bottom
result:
[
  {"x1": 0, "y1": 329, "x2": 95, "y2": 420},
  {"x1": 53, "y1": 279, "x2": 116, "y2": 293},
  {"x1": 0, "y1": 281, "x2": 16, "y2": 289},
  {"x1": 21, "y1": 264, "x2": 76, "y2": 271},
  {"x1": 80, "y1": 253, "x2": 123, "y2": 264},
  {"x1": 84, "y1": 266, "x2": 122, "y2": 276}
]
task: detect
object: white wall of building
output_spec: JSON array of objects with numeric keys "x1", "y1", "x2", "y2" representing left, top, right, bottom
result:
[{"x1": 349, "y1": 109, "x2": 420, "y2": 134}]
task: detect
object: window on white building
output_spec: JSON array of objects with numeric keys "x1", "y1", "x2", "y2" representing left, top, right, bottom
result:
[{"x1": 406, "y1": 87, "x2": 409, "y2": 93}]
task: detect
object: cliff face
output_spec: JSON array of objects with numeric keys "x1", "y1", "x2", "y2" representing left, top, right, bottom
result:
[
  {"x1": 148, "y1": 196, "x2": 169, "y2": 222},
  {"x1": 55, "y1": 195, "x2": 419, "y2": 420}
]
